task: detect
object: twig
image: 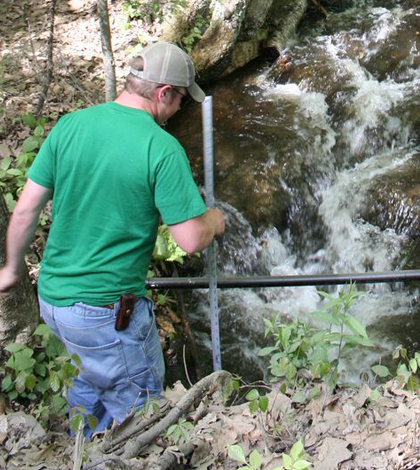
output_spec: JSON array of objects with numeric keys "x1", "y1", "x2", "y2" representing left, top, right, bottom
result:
[
  {"x1": 183, "y1": 344, "x2": 193, "y2": 388},
  {"x1": 72, "y1": 423, "x2": 85, "y2": 470},
  {"x1": 309, "y1": 0, "x2": 329, "y2": 18}
]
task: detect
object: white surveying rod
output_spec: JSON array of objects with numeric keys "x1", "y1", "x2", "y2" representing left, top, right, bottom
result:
[{"x1": 202, "y1": 96, "x2": 222, "y2": 371}]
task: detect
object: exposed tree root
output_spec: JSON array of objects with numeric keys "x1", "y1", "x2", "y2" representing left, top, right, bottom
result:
[
  {"x1": 102, "y1": 400, "x2": 171, "y2": 454},
  {"x1": 84, "y1": 370, "x2": 231, "y2": 469},
  {"x1": 122, "y1": 370, "x2": 231, "y2": 459},
  {"x1": 147, "y1": 439, "x2": 206, "y2": 470}
]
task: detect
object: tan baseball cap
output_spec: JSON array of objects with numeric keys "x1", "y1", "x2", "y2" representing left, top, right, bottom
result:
[{"x1": 130, "y1": 42, "x2": 205, "y2": 103}]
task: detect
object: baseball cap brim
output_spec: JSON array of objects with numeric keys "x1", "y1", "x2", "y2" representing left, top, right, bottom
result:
[{"x1": 187, "y1": 81, "x2": 206, "y2": 103}]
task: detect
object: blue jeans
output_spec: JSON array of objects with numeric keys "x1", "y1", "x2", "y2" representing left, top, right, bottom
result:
[{"x1": 39, "y1": 296, "x2": 165, "y2": 438}]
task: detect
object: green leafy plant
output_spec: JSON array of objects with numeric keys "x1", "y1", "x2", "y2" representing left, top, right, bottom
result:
[
  {"x1": 260, "y1": 284, "x2": 372, "y2": 393},
  {"x1": 135, "y1": 396, "x2": 162, "y2": 417},
  {"x1": 371, "y1": 346, "x2": 420, "y2": 391},
  {"x1": 260, "y1": 317, "x2": 320, "y2": 387},
  {"x1": 153, "y1": 224, "x2": 189, "y2": 263},
  {"x1": 155, "y1": 290, "x2": 177, "y2": 308},
  {"x1": 228, "y1": 446, "x2": 263, "y2": 470},
  {"x1": 182, "y1": 14, "x2": 208, "y2": 52},
  {"x1": 281, "y1": 440, "x2": 312, "y2": 470},
  {"x1": 313, "y1": 285, "x2": 372, "y2": 373},
  {"x1": 0, "y1": 113, "x2": 46, "y2": 212},
  {"x1": 120, "y1": 0, "x2": 207, "y2": 52},
  {"x1": 164, "y1": 417, "x2": 194, "y2": 445},
  {"x1": 149, "y1": 224, "x2": 193, "y2": 311},
  {"x1": 121, "y1": 0, "x2": 187, "y2": 25},
  {"x1": 121, "y1": 0, "x2": 157, "y2": 23},
  {"x1": 221, "y1": 374, "x2": 242, "y2": 404},
  {"x1": 0, "y1": 324, "x2": 80, "y2": 426},
  {"x1": 245, "y1": 388, "x2": 269, "y2": 414},
  {"x1": 69, "y1": 405, "x2": 99, "y2": 434},
  {"x1": 260, "y1": 316, "x2": 336, "y2": 396},
  {"x1": 228, "y1": 440, "x2": 311, "y2": 470}
]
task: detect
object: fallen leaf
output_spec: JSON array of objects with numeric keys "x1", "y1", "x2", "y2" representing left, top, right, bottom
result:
[
  {"x1": 0, "y1": 144, "x2": 12, "y2": 159},
  {"x1": 352, "y1": 383, "x2": 371, "y2": 407},
  {"x1": 375, "y1": 396, "x2": 399, "y2": 408},
  {"x1": 344, "y1": 429, "x2": 368, "y2": 446},
  {"x1": 364, "y1": 432, "x2": 400, "y2": 451},
  {"x1": 397, "y1": 402, "x2": 416, "y2": 420},
  {"x1": 313, "y1": 437, "x2": 352, "y2": 470},
  {"x1": 354, "y1": 449, "x2": 390, "y2": 468},
  {"x1": 162, "y1": 381, "x2": 187, "y2": 405}
]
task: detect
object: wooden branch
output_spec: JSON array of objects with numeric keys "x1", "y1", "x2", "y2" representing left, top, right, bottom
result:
[
  {"x1": 36, "y1": 0, "x2": 56, "y2": 117},
  {"x1": 84, "y1": 455, "x2": 147, "y2": 470},
  {"x1": 97, "y1": 0, "x2": 116, "y2": 102},
  {"x1": 102, "y1": 399, "x2": 171, "y2": 454},
  {"x1": 148, "y1": 439, "x2": 206, "y2": 470},
  {"x1": 122, "y1": 370, "x2": 231, "y2": 459}
]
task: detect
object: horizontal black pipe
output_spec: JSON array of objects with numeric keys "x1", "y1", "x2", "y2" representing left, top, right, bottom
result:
[{"x1": 145, "y1": 270, "x2": 420, "y2": 290}]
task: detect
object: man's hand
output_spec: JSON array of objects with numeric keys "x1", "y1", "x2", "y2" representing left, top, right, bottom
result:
[
  {"x1": 0, "y1": 267, "x2": 19, "y2": 297},
  {"x1": 0, "y1": 179, "x2": 52, "y2": 298},
  {"x1": 207, "y1": 207, "x2": 225, "y2": 238}
]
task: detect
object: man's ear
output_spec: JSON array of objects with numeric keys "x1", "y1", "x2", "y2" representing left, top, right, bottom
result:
[{"x1": 156, "y1": 85, "x2": 172, "y2": 104}]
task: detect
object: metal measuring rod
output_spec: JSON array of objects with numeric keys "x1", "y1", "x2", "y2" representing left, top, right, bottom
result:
[{"x1": 202, "y1": 96, "x2": 222, "y2": 371}]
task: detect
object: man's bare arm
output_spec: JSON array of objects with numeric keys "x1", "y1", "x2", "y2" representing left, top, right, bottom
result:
[
  {"x1": 0, "y1": 179, "x2": 52, "y2": 294},
  {"x1": 168, "y1": 208, "x2": 225, "y2": 254}
]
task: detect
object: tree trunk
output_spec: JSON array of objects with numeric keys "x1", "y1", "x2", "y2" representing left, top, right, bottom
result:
[
  {"x1": 36, "y1": 0, "x2": 56, "y2": 117},
  {"x1": 264, "y1": 0, "x2": 308, "y2": 54},
  {"x1": 0, "y1": 193, "x2": 39, "y2": 345},
  {"x1": 97, "y1": 0, "x2": 116, "y2": 102}
]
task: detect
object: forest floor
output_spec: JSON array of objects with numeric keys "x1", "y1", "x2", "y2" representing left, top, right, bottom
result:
[{"x1": 1, "y1": 0, "x2": 420, "y2": 469}]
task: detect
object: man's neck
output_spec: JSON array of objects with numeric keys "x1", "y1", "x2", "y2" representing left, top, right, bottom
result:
[{"x1": 114, "y1": 90, "x2": 157, "y2": 119}]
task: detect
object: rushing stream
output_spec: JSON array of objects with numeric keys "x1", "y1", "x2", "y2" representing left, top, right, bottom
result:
[{"x1": 167, "y1": 0, "x2": 420, "y2": 383}]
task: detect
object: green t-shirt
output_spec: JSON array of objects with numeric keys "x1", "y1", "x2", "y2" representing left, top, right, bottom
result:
[{"x1": 28, "y1": 102, "x2": 207, "y2": 306}]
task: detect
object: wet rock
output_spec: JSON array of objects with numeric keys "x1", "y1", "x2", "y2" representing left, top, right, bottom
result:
[
  {"x1": 356, "y1": 152, "x2": 420, "y2": 272},
  {"x1": 361, "y1": 155, "x2": 420, "y2": 238},
  {"x1": 161, "y1": 0, "x2": 308, "y2": 83}
]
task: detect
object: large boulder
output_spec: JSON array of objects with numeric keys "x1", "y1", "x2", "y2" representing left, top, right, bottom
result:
[
  {"x1": 359, "y1": 152, "x2": 420, "y2": 270},
  {"x1": 161, "y1": 0, "x2": 308, "y2": 82}
]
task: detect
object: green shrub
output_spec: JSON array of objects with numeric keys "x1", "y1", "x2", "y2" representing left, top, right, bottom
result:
[
  {"x1": 0, "y1": 324, "x2": 80, "y2": 426},
  {"x1": 259, "y1": 284, "x2": 372, "y2": 394},
  {"x1": 0, "y1": 113, "x2": 46, "y2": 212}
]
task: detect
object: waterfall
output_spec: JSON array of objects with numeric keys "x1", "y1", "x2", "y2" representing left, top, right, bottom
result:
[{"x1": 169, "y1": 0, "x2": 420, "y2": 382}]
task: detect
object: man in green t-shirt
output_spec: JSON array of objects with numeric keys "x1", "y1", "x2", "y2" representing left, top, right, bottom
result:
[{"x1": 0, "y1": 42, "x2": 225, "y2": 437}]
